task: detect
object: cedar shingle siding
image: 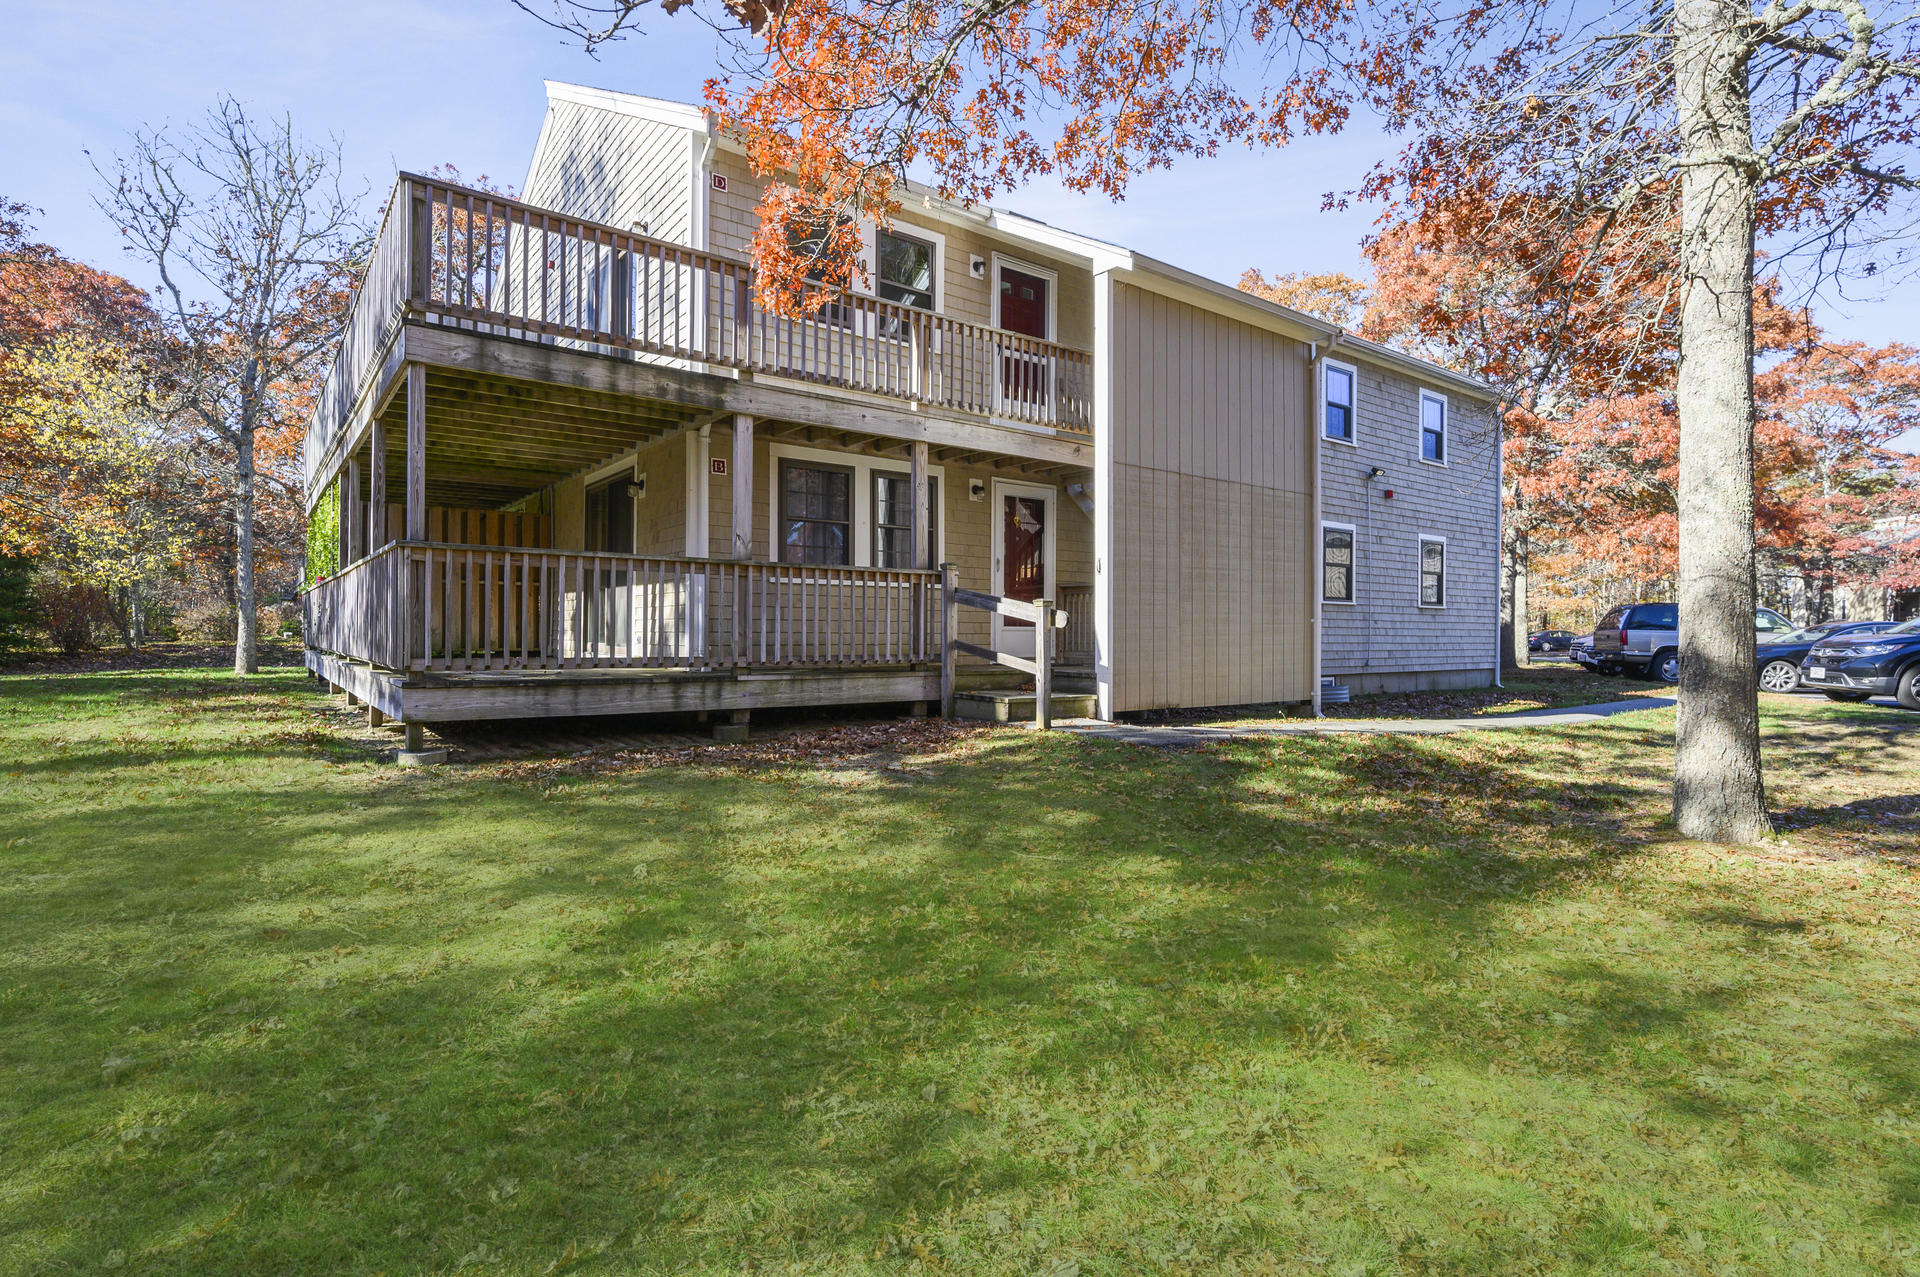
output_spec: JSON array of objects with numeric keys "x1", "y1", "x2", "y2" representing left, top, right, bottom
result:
[{"x1": 1319, "y1": 360, "x2": 1498, "y2": 692}]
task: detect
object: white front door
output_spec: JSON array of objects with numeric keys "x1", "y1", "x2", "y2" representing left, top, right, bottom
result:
[{"x1": 990, "y1": 479, "x2": 1057, "y2": 661}]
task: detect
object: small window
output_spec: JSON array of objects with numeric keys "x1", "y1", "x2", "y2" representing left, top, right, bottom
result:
[
  {"x1": 780, "y1": 461, "x2": 852, "y2": 564},
  {"x1": 874, "y1": 472, "x2": 938, "y2": 569},
  {"x1": 1324, "y1": 363, "x2": 1355, "y2": 442},
  {"x1": 1322, "y1": 524, "x2": 1355, "y2": 603},
  {"x1": 1420, "y1": 391, "x2": 1447, "y2": 463},
  {"x1": 1419, "y1": 537, "x2": 1446, "y2": 607},
  {"x1": 875, "y1": 229, "x2": 936, "y2": 311}
]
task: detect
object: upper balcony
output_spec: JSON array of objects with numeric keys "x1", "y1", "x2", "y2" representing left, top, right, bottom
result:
[{"x1": 303, "y1": 174, "x2": 1095, "y2": 493}]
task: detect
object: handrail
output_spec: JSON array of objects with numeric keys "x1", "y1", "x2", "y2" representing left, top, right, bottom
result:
[
  {"x1": 304, "y1": 173, "x2": 1096, "y2": 491},
  {"x1": 941, "y1": 569, "x2": 1069, "y2": 728}
]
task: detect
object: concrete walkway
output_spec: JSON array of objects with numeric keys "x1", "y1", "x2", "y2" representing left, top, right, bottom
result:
[{"x1": 1058, "y1": 696, "x2": 1677, "y2": 748}]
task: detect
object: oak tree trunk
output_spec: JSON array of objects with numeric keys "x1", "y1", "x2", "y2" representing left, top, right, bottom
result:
[
  {"x1": 233, "y1": 427, "x2": 259, "y2": 676},
  {"x1": 1672, "y1": 0, "x2": 1770, "y2": 843}
]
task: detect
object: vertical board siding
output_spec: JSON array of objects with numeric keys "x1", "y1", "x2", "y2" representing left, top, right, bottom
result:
[
  {"x1": 525, "y1": 101, "x2": 696, "y2": 246},
  {"x1": 1108, "y1": 283, "x2": 1314, "y2": 712},
  {"x1": 1318, "y1": 364, "x2": 1499, "y2": 683}
]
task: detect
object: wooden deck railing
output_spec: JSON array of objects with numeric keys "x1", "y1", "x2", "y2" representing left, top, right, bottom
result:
[
  {"x1": 302, "y1": 542, "x2": 943, "y2": 674},
  {"x1": 304, "y1": 174, "x2": 1095, "y2": 489},
  {"x1": 1057, "y1": 583, "x2": 1094, "y2": 665}
]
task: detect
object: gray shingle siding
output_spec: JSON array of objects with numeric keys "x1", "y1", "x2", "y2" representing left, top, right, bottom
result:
[{"x1": 1320, "y1": 359, "x2": 1500, "y2": 691}]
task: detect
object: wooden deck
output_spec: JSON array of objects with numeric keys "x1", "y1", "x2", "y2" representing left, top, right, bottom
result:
[{"x1": 303, "y1": 173, "x2": 1095, "y2": 501}]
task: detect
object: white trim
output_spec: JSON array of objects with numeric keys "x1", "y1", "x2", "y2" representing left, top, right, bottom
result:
[
  {"x1": 861, "y1": 220, "x2": 946, "y2": 313},
  {"x1": 1322, "y1": 357, "x2": 1359, "y2": 446},
  {"x1": 1092, "y1": 270, "x2": 1116, "y2": 720},
  {"x1": 1418, "y1": 389, "x2": 1450, "y2": 467},
  {"x1": 1417, "y1": 533, "x2": 1449, "y2": 609},
  {"x1": 989, "y1": 254, "x2": 1058, "y2": 338},
  {"x1": 1321, "y1": 520, "x2": 1359, "y2": 605},
  {"x1": 989, "y1": 477, "x2": 1059, "y2": 661},
  {"x1": 764, "y1": 441, "x2": 946, "y2": 568}
]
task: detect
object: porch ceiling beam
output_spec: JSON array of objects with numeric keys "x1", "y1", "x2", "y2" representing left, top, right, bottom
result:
[{"x1": 419, "y1": 378, "x2": 698, "y2": 430}]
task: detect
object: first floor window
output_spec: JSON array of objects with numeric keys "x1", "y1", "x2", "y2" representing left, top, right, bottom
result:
[
  {"x1": 1419, "y1": 537, "x2": 1446, "y2": 606},
  {"x1": 780, "y1": 461, "x2": 852, "y2": 564},
  {"x1": 1322, "y1": 525, "x2": 1355, "y2": 602},
  {"x1": 1420, "y1": 391, "x2": 1447, "y2": 463},
  {"x1": 874, "y1": 472, "x2": 939, "y2": 568}
]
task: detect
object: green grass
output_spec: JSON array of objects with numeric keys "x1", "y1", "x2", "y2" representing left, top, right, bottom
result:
[{"x1": 3, "y1": 667, "x2": 1918, "y2": 1275}]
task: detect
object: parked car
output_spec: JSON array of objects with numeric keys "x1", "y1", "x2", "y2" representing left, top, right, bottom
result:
[
  {"x1": 1529, "y1": 629, "x2": 1578, "y2": 653},
  {"x1": 1588, "y1": 601, "x2": 1796, "y2": 683},
  {"x1": 1801, "y1": 617, "x2": 1920, "y2": 708},
  {"x1": 1757, "y1": 621, "x2": 1897, "y2": 693},
  {"x1": 1569, "y1": 633, "x2": 1620, "y2": 676}
]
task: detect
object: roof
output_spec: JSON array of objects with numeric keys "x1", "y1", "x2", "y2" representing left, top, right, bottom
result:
[{"x1": 536, "y1": 80, "x2": 1495, "y2": 402}]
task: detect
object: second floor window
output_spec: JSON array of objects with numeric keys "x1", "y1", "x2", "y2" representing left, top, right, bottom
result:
[
  {"x1": 1324, "y1": 363, "x2": 1354, "y2": 442},
  {"x1": 787, "y1": 217, "x2": 853, "y2": 325},
  {"x1": 780, "y1": 461, "x2": 852, "y2": 565},
  {"x1": 876, "y1": 230, "x2": 936, "y2": 311},
  {"x1": 1421, "y1": 391, "x2": 1447, "y2": 463}
]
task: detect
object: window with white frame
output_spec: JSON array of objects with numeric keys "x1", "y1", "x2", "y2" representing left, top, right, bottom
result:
[
  {"x1": 1322, "y1": 523, "x2": 1356, "y2": 603},
  {"x1": 1420, "y1": 390, "x2": 1448, "y2": 463},
  {"x1": 873, "y1": 471, "x2": 939, "y2": 568},
  {"x1": 1324, "y1": 361, "x2": 1356, "y2": 443},
  {"x1": 1419, "y1": 536, "x2": 1447, "y2": 606},
  {"x1": 875, "y1": 229, "x2": 936, "y2": 310}
]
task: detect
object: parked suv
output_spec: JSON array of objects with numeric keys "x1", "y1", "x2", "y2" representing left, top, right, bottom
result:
[
  {"x1": 1801, "y1": 617, "x2": 1920, "y2": 708},
  {"x1": 1588, "y1": 602, "x2": 1795, "y2": 683}
]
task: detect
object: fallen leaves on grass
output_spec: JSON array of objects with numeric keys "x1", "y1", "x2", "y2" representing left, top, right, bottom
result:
[{"x1": 481, "y1": 717, "x2": 997, "y2": 782}]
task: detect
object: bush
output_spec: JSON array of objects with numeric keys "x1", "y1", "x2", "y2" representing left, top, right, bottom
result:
[
  {"x1": 35, "y1": 582, "x2": 112, "y2": 653},
  {"x1": 305, "y1": 479, "x2": 339, "y2": 586},
  {"x1": 258, "y1": 601, "x2": 300, "y2": 639},
  {"x1": 0, "y1": 556, "x2": 35, "y2": 652},
  {"x1": 174, "y1": 597, "x2": 235, "y2": 643}
]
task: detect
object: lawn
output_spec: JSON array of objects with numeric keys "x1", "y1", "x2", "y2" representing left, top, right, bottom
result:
[{"x1": 2, "y1": 665, "x2": 1917, "y2": 1275}]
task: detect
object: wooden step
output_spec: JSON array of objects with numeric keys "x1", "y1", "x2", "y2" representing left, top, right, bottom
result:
[{"x1": 953, "y1": 690, "x2": 1099, "y2": 723}]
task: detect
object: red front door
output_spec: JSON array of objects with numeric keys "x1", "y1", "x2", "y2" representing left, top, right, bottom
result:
[
  {"x1": 997, "y1": 265, "x2": 1051, "y2": 409},
  {"x1": 1001, "y1": 494, "x2": 1046, "y2": 628}
]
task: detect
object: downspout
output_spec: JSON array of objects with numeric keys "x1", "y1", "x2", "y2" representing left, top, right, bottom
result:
[
  {"x1": 1310, "y1": 327, "x2": 1342, "y2": 718},
  {"x1": 1493, "y1": 402, "x2": 1505, "y2": 689}
]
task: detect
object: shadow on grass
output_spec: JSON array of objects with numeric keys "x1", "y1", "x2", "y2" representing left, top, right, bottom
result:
[{"x1": 2, "y1": 670, "x2": 1912, "y2": 1274}]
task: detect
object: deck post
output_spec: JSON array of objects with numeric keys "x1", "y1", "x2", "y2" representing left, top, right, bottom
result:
[
  {"x1": 714, "y1": 708, "x2": 750, "y2": 743},
  {"x1": 939, "y1": 562, "x2": 957, "y2": 718},
  {"x1": 368, "y1": 706, "x2": 386, "y2": 728},
  {"x1": 367, "y1": 419, "x2": 387, "y2": 553},
  {"x1": 405, "y1": 364, "x2": 427, "y2": 540},
  {"x1": 730, "y1": 413, "x2": 754, "y2": 559},
  {"x1": 397, "y1": 719, "x2": 448, "y2": 767},
  {"x1": 343, "y1": 456, "x2": 362, "y2": 565},
  {"x1": 910, "y1": 441, "x2": 930, "y2": 570},
  {"x1": 1034, "y1": 598, "x2": 1053, "y2": 730}
]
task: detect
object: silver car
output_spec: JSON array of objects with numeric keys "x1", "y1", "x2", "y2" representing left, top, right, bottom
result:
[{"x1": 1588, "y1": 601, "x2": 1795, "y2": 683}]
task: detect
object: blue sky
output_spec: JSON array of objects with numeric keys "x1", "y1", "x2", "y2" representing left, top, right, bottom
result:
[{"x1": 4, "y1": 0, "x2": 1914, "y2": 354}]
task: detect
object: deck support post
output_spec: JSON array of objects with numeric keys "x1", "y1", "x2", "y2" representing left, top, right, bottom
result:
[
  {"x1": 343, "y1": 456, "x2": 362, "y2": 565},
  {"x1": 908, "y1": 701, "x2": 929, "y2": 718},
  {"x1": 397, "y1": 720, "x2": 448, "y2": 767},
  {"x1": 405, "y1": 364, "x2": 426, "y2": 540},
  {"x1": 368, "y1": 706, "x2": 386, "y2": 728},
  {"x1": 730, "y1": 413, "x2": 753, "y2": 559},
  {"x1": 367, "y1": 418, "x2": 387, "y2": 553},
  {"x1": 714, "y1": 708, "x2": 750, "y2": 743},
  {"x1": 346, "y1": 690, "x2": 363, "y2": 708},
  {"x1": 910, "y1": 441, "x2": 930, "y2": 570},
  {"x1": 1034, "y1": 598, "x2": 1053, "y2": 730},
  {"x1": 939, "y1": 562, "x2": 957, "y2": 718}
]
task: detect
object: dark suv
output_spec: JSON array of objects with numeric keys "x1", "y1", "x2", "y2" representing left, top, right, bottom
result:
[
  {"x1": 1801, "y1": 617, "x2": 1920, "y2": 708},
  {"x1": 1589, "y1": 602, "x2": 1795, "y2": 683}
]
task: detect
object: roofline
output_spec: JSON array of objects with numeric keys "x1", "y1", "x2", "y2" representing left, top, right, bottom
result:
[
  {"x1": 1120, "y1": 253, "x2": 1496, "y2": 401},
  {"x1": 535, "y1": 81, "x2": 1492, "y2": 401}
]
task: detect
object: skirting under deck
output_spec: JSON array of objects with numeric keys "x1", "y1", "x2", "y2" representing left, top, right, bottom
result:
[{"x1": 305, "y1": 649, "x2": 940, "y2": 723}]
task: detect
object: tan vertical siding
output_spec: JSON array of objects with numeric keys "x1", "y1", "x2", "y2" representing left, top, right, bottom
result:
[{"x1": 1107, "y1": 283, "x2": 1314, "y2": 712}]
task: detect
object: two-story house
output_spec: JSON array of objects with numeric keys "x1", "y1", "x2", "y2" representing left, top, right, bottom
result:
[{"x1": 300, "y1": 81, "x2": 1501, "y2": 750}]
